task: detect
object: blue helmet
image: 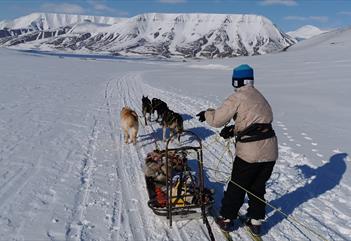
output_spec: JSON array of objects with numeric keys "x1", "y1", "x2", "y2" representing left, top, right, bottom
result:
[{"x1": 232, "y1": 64, "x2": 254, "y2": 88}]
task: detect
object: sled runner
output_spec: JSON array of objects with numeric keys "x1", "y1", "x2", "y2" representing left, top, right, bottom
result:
[{"x1": 144, "y1": 130, "x2": 214, "y2": 227}]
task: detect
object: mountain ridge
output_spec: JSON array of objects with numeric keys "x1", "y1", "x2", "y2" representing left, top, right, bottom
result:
[{"x1": 0, "y1": 12, "x2": 296, "y2": 58}]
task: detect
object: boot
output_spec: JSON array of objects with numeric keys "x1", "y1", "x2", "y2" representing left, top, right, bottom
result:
[
  {"x1": 245, "y1": 218, "x2": 262, "y2": 236},
  {"x1": 215, "y1": 216, "x2": 234, "y2": 232}
]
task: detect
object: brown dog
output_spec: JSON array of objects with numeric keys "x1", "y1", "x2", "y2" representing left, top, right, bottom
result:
[{"x1": 120, "y1": 106, "x2": 139, "y2": 144}]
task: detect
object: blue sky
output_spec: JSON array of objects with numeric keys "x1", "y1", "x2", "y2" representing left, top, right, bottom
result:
[{"x1": 0, "y1": 0, "x2": 351, "y2": 31}]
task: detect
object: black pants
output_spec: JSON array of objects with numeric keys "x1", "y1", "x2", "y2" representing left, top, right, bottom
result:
[{"x1": 220, "y1": 156, "x2": 275, "y2": 220}]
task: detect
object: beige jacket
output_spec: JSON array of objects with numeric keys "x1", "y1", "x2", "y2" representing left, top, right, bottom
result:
[{"x1": 205, "y1": 85, "x2": 278, "y2": 163}]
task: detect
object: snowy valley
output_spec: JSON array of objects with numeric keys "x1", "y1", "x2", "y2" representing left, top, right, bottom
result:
[{"x1": 0, "y1": 12, "x2": 350, "y2": 241}]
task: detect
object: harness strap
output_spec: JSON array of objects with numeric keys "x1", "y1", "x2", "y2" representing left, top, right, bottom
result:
[
  {"x1": 236, "y1": 123, "x2": 276, "y2": 143},
  {"x1": 164, "y1": 112, "x2": 177, "y2": 125},
  {"x1": 153, "y1": 101, "x2": 164, "y2": 108},
  {"x1": 143, "y1": 103, "x2": 152, "y2": 112}
]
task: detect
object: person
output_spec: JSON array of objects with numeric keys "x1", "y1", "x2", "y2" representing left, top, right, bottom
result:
[{"x1": 196, "y1": 64, "x2": 278, "y2": 236}]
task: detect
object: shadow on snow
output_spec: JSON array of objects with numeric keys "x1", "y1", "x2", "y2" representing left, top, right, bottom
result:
[
  {"x1": 181, "y1": 113, "x2": 193, "y2": 122},
  {"x1": 186, "y1": 127, "x2": 216, "y2": 140},
  {"x1": 139, "y1": 126, "x2": 215, "y2": 146},
  {"x1": 264, "y1": 153, "x2": 348, "y2": 235}
]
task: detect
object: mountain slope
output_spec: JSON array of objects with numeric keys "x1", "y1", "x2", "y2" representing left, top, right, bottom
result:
[
  {"x1": 0, "y1": 12, "x2": 296, "y2": 58},
  {"x1": 287, "y1": 26, "x2": 351, "y2": 52},
  {"x1": 0, "y1": 12, "x2": 122, "y2": 30}
]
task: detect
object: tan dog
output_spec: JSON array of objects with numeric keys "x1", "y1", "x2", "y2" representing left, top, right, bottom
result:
[{"x1": 120, "y1": 106, "x2": 139, "y2": 144}]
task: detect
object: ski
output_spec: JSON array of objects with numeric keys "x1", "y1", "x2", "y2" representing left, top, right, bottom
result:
[
  {"x1": 212, "y1": 219, "x2": 234, "y2": 241},
  {"x1": 214, "y1": 218, "x2": 263, "y2": 241},
  {"x1": 211, "y1": 209, "x2": 263, "y2": 241},
  {"x1": 242, "y1": 225, "x2": 263, "y2": 241},
  {"x1": 210, "y1": 209, "x2": 234, "y2": 241},
  {"x1": 219, "y1": 229, "x2": 234, "y2": 241},
  {"x1": 238, "y1": 215, "x2": 263, "y2": 241}
]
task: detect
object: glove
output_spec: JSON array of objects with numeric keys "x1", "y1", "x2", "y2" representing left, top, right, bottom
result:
[
  {"x1": 196, "y1": 111, "x2": 206, "y2": 122},
  {"x1": 220, "y1": 125, "x2": 235, "y2": 139}
]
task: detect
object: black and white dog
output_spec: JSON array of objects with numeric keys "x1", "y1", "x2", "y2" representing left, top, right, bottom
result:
[
  {"x1": 160, "y1": 109, "x2": 184, "y2": 142},
  {"x1": 152, "y1": 98, "x2": 169, "y2": 122},
  {"x1": 142, "y1": 95, "x2": 153, "y2": 125}
]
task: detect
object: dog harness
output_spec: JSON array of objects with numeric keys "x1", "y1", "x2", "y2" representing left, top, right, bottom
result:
[{"x1": 163, "y1": 112, "x2": 178, "y2": 125}]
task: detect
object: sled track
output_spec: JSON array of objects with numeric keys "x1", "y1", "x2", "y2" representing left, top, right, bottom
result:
[
  {"x1": 120, "y1": 73, "x2": 206, "y2": 241},
  {"x1": 104, "y1": 78, "x2": 124, "y2": 241},
  {"x1": 130, "y1": 87, "x2": 195, "y2": 241},
  {"x1": 125, "y1": 73, "x2": 192, "y2": 241},
  {"x1": 110, "y1": 72, "x2": 215, "y2": 241},
  {"x1": 64, "y1": 116, "x2": 99, "y2": 241},
  {"x1": 105, "y1": 74, "x2": 156, "y2": 241},
  {"x1": 105, "y1": 77, "x2": 146, "y2": 241}
]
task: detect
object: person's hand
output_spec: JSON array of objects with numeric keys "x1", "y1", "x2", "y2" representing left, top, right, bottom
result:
[
  {"x1": 220, "y1": 125, "x2": 235, "y2": 139},
  {"x1": 196, "y1": 111, "x2": 206, "y2": 122}
]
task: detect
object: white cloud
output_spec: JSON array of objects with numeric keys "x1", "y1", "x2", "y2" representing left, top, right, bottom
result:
[
  {"x1": 309, "y1": 16, "x2": 329, "y2": 22},
  {"x1": 88, "y1": 0, "x2": 111, "y2": 12},
  {"x1": 113, "y1": 10, "x2": 129, "y2": 17},
  {"x1": 159, "y1": 0, "x2": 187, "y2": 4},
  {"x1": 338, "y1": 11, "x2": 351, "y2": 16},
  {"x1": 40, "y1": 3, "x2": 85, "y2": 14},
  {"x1": 285, "y1": 15, "x2": 329, "y2": 23},
  {"x1": 285, "y1": 16, "x2": 307, "y2": 21},
  {"x1": 260, "y1": 0, "x2": 297, "y2": 6},
  {"x1": 86, "y1": 0, "x2": 129, "y2": 16}
]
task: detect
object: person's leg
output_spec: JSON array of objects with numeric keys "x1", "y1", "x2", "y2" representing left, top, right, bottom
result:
[
  {"x1": 246, "y1": 161, "x2": 275, "y2": 220},
  {"x1": 220, "y1": 156, "x2": 257, "y2": 219}
]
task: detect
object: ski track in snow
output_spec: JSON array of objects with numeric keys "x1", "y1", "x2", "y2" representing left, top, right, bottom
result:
[
  {"x1": 64, "y1": 116, "x2": 99, "y2": 241},
  {"x1": 114, "y1": 73, "x2": 208, "y2": 241}
]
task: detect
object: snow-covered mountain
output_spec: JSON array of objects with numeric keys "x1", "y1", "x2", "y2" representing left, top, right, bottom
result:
[
  {"x1": 0, "y1": 12, "x2": 122, "y2": 30},
  {"x1": 0, "y1": 12, "x2": 296, "y2": 58},
  {"x1": 287, "y1": 25, "x2": 328, "y2": 41}
]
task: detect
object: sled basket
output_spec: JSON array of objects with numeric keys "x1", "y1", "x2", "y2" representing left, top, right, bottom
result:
[{"x1": 144, "y1": 130, "x2": 214, "y2": 227}]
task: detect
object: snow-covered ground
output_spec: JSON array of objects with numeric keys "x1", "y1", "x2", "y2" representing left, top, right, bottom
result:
[{"x1": 0, "y1": 27, "x2": 350, "y2": 241}]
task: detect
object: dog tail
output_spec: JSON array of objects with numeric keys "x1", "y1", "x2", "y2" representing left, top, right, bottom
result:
[{"x1": 131, "y1": 111, "x2": 138, "y2": 120}]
